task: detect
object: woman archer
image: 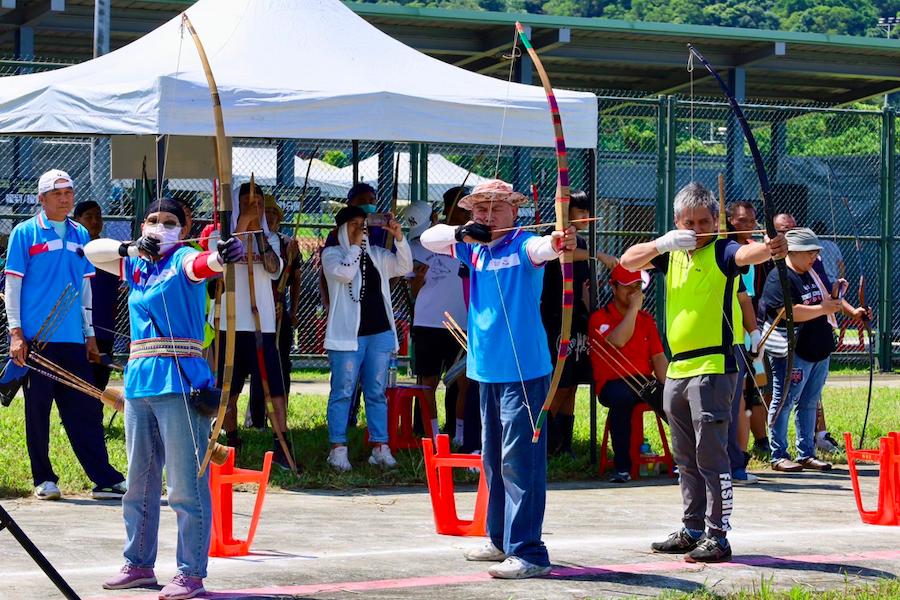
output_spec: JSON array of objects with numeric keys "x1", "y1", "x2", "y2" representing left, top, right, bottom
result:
[{"x1": 85, "y1": 198, "x2": 244, "y2": 600}]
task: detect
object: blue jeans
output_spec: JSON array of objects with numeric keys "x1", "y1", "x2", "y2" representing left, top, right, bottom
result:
[
  {"x1": 123, "y1": 393, "x2": 212, "y2": 579},
  {"x1": 327, "y1": 331, "x2": 392, "y2": 444},
  {"x1": 769, "y1": 354, "x2": 830, "y2": 462},
  {"x1": 480, "y1": 375, "x2": 551, "y2": 567}
]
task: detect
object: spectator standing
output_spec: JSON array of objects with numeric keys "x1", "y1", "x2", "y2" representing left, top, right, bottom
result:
[
  {"x1": 322, "y1": 206, "x2": 412, "y2": 471},
  {"x1": 5, "y1": 170, "x2": 125, "y2": 501},
  {"x1": 73, "y1": 200, "x2": 120, "y2": 391}
]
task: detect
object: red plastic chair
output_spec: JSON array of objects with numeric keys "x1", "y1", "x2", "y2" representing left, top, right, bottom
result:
[
  {"x1": 365, "y1": 385, "x2": 433, "y2": 451},
  {"x1": 845, "y1": 432, "x2": 900, "y2": 526},
  {"x1": 422, "y1": 435, "x2": 487, "y2": 536},
  {"x1": 600, "y1": 403, "x2": 675, "y2": 480}
]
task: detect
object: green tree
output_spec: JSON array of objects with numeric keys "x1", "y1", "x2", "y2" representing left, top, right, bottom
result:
[{"x1": 321, "y1": 150, "x2": 349, "y2": 168}]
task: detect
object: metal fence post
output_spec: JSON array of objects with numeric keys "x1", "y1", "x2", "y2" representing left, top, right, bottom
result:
[
  {"x1": 880, "y1": 107, "x2": 895, "y2": 371},
  {"x1": 656, "y1": 95, "x2": 677, "y2": 337}
]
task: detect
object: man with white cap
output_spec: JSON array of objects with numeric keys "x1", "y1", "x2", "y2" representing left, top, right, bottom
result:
[
  {"x1": 405, "y1": 200, "x2": 468, "y2": 443},
  {"x1": 420, "y1": 179, "x2": 576, "y2": 579},
  {"x1": 5, "y1": 169, "x2": 125, "y2": 500}
]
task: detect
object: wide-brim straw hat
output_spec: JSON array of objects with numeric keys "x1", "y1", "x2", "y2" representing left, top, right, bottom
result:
[{"x1": 458, "y1": 179, "x2": 528, "y2": 210}]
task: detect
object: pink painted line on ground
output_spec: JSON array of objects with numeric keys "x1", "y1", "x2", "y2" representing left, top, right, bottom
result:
[{"x1": 87, "y1": 548, "x2": 900, "y2": 600}]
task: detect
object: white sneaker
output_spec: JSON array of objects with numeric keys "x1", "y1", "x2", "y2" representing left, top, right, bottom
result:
[
  {"x1": 463, "y1": 541, "x2": 507, "y2": 562},
  {"x1": 488, "y1": 556, "x2": 552, "y2": 579},
  {"x1": 327, "y1": 446, "x2": 352, "y2": 472},
  {"x1": 34, "y1": 481, "x2": 61, "y2": 500},
  {"x1": 368, "y1": 444, "x2": 398, "y2": 469}
]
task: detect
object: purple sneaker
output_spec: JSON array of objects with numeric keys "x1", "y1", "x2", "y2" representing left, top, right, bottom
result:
[
  {"x1": 102, "y1": 565, "x2": 157, "y2": 590},
  {"x1": 159, "y1": 574, "x2": 205, "y2": 600}
]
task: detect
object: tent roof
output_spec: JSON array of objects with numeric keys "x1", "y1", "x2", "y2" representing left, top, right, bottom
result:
[{"x1": 0, "y1": 0, "x2": 597, "y2": 148}]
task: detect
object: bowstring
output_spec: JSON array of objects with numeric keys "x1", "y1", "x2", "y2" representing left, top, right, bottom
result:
[
  {"x1": 156, "y1": 20, "x2": 202, "y2": 472},
  {"x1": 688, "y1": 52, "x2": 695, "y2": 183},
  {"x1": 494, "y1": 30, "x2": 520, "y2": 179},
  {"x1": 485, "y1": 199, "x2": 537, "y2": 433}
]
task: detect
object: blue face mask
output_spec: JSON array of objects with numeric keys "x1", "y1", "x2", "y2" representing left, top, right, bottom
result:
[{"x1": 358, "y1": 204, "x2": 377, "y2": 214}]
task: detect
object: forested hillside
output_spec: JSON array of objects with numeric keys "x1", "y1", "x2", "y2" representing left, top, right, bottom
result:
[{"x1": 353, "y1": 0, "x2": 900, "y2": 37}]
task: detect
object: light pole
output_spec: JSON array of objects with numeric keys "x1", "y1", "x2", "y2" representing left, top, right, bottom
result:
[{"x1": 878, "y1": 17, "x2": 899, "y2": 106}]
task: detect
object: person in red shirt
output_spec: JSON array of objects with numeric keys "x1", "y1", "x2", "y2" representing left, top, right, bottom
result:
[{"x1": 589, "y1": 265, "x2": 668, "y2": 482}]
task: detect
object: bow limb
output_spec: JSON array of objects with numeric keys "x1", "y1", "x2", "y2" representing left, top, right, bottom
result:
[
  {"x1": 686, "y1": 44, "x2": 795, "y2": 428},
  {"x1": 825, "y1": 162, "x2": 875, "y2": 448},
  {"x1": 516, "y1": 23, "x2": 573, "y2": 444},
  {"x1": 245, "y1": 228, "x2": 297, "y2": 474},
  {"x1": 183, "y1": 12, "x2": 237, "y2": 477}
]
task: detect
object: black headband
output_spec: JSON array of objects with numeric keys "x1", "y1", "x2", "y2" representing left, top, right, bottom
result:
[{"x1": 144, "y1": 198, "x2": 186, "y2": 226}]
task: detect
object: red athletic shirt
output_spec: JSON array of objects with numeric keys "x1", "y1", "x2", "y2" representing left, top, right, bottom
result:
[{"x1": 588, "y1": 302, "x2": 664, "y2": 390}]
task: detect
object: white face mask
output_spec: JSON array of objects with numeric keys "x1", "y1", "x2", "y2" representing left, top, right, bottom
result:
[{"x1": 143, "y1": 222, "x2": 181, "y2": 253}]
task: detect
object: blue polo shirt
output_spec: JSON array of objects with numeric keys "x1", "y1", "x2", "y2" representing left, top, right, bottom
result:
[
  {"x1": 5, "y1": 211, "x2": 94, "y2": 343},
  {"x1": 122, "y1": 246, "x2": 215, "y2": 399},
  {"x1": 453, "y1": 230, "x2": 552, "y2": 384}
]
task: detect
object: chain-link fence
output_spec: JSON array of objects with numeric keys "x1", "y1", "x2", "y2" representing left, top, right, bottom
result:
[{"x1": 1, "y1": 89, "x2": 898, "y2": 368}]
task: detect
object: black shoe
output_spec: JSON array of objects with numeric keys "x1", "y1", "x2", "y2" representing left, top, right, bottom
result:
[
  {"x1": 272, "y1": 439, "x2": 300, "y2": 472},
  {"x1": 685, "y1": 536, "x2": 732, "y2": 563},
  {"x1": 651, "y1": 529, "x2": 703, "y2": 553},
  {"x1": 751, "y1": 438, "x2": 771, "y2": 461}
]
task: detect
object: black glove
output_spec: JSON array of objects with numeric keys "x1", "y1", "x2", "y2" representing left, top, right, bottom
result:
[
  {"x1": 455, "y1": 222, "x2": 492, "y2": 244},
  {"x1": 217, "y1": 236, "x2": 245, "y2": 264},
  {"x1": 119, "y1": 236, "x2": 160, "y2": 259}
]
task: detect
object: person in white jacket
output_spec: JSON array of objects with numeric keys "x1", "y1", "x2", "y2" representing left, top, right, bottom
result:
[{"x1": 322, "y1": 205, "x2": 412, "y2": 471}]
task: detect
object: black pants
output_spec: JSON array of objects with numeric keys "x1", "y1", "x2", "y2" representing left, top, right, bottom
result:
[
  {"x1": 599, "y1": 378, "x2": 641, "y2": 473},
  {"x1": 91, "y1": 338, "x2": 115, "y2": 391},
  {"x1": 248, "y1": 323, "x2": 293, "y2": 428},
  {"x1": 24, "y1": 342, "x2": 123, "y2": 487}
]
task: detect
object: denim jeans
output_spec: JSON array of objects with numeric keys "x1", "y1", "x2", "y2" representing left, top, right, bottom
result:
[
  {"x1": 769, "y1": 354, "x2": 830, "y2": 462},
  {"x1": 480, "y1": 375, "x2": 551, "y2": 567},
  {"x1": 327, "y1": 330, "x2": 392, "y2": 444},
  {"x1": 123, "y1": 393, "x2": 212, "y2": 579}
]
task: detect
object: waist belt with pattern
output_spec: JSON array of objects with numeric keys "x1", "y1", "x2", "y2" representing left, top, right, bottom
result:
[{"x1": 129, "y1": 337, "x2": 204, "y2": 360}]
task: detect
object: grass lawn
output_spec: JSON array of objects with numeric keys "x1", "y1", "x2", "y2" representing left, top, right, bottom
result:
[
  {"x1": 619, "y1": 578, "x2": 900, "y2": 600},
  {"x1": 0, "y1": 371, "x2": 898, "y2": 497}
]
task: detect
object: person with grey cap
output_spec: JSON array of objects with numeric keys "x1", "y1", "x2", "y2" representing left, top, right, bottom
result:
[
  {"x1": 5, "y1": 170, "x2": 125, "y2": 501},
  {"x1": 759, "y1": 227, "x2": 869, "y2": 473}
]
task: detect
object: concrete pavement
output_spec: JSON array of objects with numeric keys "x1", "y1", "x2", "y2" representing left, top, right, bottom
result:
[{"x1": 0, "y1": 463, "x2": 897, "y2": 600}]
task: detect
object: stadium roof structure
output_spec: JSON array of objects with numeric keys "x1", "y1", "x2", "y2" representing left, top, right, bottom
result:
[{"x1": 2, "y1": 0, "x2": 900, "y2": 104}]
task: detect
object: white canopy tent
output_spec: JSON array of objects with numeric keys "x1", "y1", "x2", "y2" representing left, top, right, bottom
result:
[{"x1": 0, "y1": 0, "x2": 598, "y2": 151}]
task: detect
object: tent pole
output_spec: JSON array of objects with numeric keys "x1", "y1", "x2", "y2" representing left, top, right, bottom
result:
[{"x1": 352, "y1": 140, "x2": 360, "y2": 185}]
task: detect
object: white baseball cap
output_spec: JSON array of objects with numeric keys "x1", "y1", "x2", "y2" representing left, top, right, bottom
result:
[
  {"x1": 404, "y1": 201, "x2": 434, "y2": 240},
  {"x1": 38, "y1": 169, "x2": 74, "y2": 194}
]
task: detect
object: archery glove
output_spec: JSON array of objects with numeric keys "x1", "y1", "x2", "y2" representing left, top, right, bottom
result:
[
  {"x1": 217, "y1": 236, "x2": 245, "y2": 264},
  {"x1": 655, "y1": 229, "x2": 697, "y2": 254},
  {"x1": 455, "y1": 222, "x2": 492, "y2": 244},
  {"x1": 119, "y1": 236, "x2": 160, "y2": 259}
]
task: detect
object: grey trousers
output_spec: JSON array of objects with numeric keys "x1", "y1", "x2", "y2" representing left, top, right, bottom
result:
[{"x1": 664, "y1": 373, "x2": 737, "y2": 536}]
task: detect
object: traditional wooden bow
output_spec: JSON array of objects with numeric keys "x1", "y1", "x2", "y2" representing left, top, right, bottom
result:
[
  {"x1": 182, "y1": 12, "x2": 237, "y2": 477},
  {"x1": 515, "y1": 23, "x2": 574, "y2": 444}
]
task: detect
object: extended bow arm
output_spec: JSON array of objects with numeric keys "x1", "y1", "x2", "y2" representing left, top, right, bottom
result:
[
  {"x1": 183, "y1": 12, "x2": 237, "y2": 477},
  {"x1": 515, "y1": 23, "x2": 574, "y2": 444},
  {"x1": 687, "y1": 44, "x2": 795, "y2": 431}
]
